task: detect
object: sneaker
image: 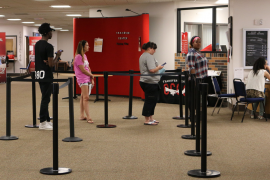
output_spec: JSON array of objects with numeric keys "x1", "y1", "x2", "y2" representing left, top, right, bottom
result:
[
  {"x1": 39, "y1": 121, "x2": 53, "y2": 130},
  {"x1": 250, "y1": 115, "x2": 254, "y2": 119},
  {"x1": 258, "y1": 115, "x2": 264, "y2": 120},
  {"x1": 47, "y1": 121, "x2": 53, "y2": 127}
]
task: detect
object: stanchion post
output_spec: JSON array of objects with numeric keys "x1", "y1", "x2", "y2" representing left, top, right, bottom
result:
[
  {"x1": 25, "y1": 72, "x2": 39, "y2": 128},
  {"x1": 184, "y1": 78, "x2": 212, "y2": 156},
  {"x1": 62, "y1": 78, "x2": 83, "y2": 142},
  {"x1": 188, "y1": 83, "x2": 220, "y2": 178},
  {"x1": 123, "y1": 70, "x2": 138, "y2": 119},
  {"x1": 177, "y1": 71, "x2": 191, "y2": 128},
  {"x1": 182, "y1": 74, "x2": 196, "y2": 139},
  {"x1": 40, "y1": 83, "x2": 72, "y2": 175},
  {"x1": 97, "y1": 71, "x2": 116, "y2": 128},
  {"x1": 173, "y1": 68, "x2": 185, "y2": 120},
  {"x1": 0, "y1": 76, "x2": 18, "y2": 140}
]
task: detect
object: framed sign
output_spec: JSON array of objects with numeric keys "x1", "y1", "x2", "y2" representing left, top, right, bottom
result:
[{"x1": 243, "y1": 28, "x2": 270, "y2": 69}]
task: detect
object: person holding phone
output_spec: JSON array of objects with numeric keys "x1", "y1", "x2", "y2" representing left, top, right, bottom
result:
[
  {"x1": 35, "y1": 23, "x2": 62, "y2": 130},
  {"x1": 139, "y1": 41, "x2": 164, "y2": 125},
  {"x1": 74, "y1": 40, "x2": 95, "y2": 123}
]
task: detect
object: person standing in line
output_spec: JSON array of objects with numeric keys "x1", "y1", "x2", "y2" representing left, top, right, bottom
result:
[
  {"x1": 187, "y1": 36, "x2": 208, "y2": 80},
  {"x1": 246, "y1": 57, "x2": 270, "y2": 119},
  {"x1": 74, "y1": 40, "x2": 95, "y2": 123},
  {"x1": 35, "y1": 23, "x2": 62, "y2": 130},
  {"x1": 139, "y1": 41, "x2": 164, "y2": 125}
]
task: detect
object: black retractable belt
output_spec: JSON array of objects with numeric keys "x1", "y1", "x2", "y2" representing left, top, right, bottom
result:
[
  {"x1": 25, "y1": 72, "x2": 39, "y2": 128},
  {"x1": 0, "y1": 76, "x2": 18, "y2": 140},
  {"x1": 172, "y1": 68, "x2": 185, "y2": 120},
  {"x1": 177, "y1": 71, "x2": 191, "y2": 128},
  {"x1": 184, "y1": 79, "x2": 212, "y2": 156},
  {"x1": 123, "y1": 70, "x2": 138, "y2": 119},
  {"x1": 62, "y1": 77, "x2": 83, "y2": 142},
  {"x1": 97, "y1": 71, "x2": 116, "y2": 128},
  {"x1": 188, "y1": 83, "x2": 220, "y2": 178},
  {"x1": 40, "y1": 83, "x2": 72, "y2": 175}
]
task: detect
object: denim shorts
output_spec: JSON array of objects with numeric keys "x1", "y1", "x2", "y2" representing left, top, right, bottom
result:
[{"x1": 79, "y1": 82, "x2": 89, "y2": 87}]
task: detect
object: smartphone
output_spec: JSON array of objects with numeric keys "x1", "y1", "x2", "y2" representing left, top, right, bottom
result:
[{"x1": 161, "y1": 62, "x2": 166, "y2": 66}]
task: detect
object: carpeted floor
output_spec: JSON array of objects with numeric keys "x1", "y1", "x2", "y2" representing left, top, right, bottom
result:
[{"x1": 0, "y1": 75, "x2": 269, "y2": 180}]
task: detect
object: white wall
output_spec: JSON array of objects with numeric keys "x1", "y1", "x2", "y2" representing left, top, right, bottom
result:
[
  {"x1": 89, "y1": 2, "x2": 176, "y2": 70},
  {"x1": 57, "y1": 31, "x2": 73, "y2": 63},
  {"x1": 228, "y1": 0, "x2": 270, "y2": 94}
]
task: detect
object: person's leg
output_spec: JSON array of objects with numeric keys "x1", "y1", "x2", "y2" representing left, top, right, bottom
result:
[
  {"x1": 140, "y1": 82, "x2": 157, "y2": 125},
  {"x1": 39, "y1": 82, "x2": 52, "y2": 123},
  {"x1": 81, "y1": 85, "x2": 92, "y2": 123},
  {"x1": 149, "y1": 84, "x2": 160, "y2": 122},
  {"x1": 259, "y1": 99, "x2": 266, "y2": 117},
  {"x1": 251, "y1": 102, "x2": 259, "y2": 116},
  {"x1": 80, "y1": 92, "x2": 85, "y2": 119}
]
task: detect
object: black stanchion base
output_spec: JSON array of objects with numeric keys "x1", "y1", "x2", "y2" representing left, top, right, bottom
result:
[
  {"x1": 62, "y1": 137, "x2": 83, "y2": 142},
  {"x1": 25, "y1": 124, "x2": 39, "y2": 128},
  {"x1": 123, "y1": 116, "x2": 138, "y2": 119},
  {"x1": 182, "y1": 135, "x2": 196, "y2": 139},
  {"x1": 188, "y1": 169, "x2": 220, "y2": 178},
  {"x1": 173, "y1": 116, "x2": 190, "y2": 120},
  {"x1": 40, "y1": 167, "x2": 72, "y2": 175},
  {"x1": 184, "y1": 150, "x2": 212, "y2": 156},
  {"x1": 177, "y1": 124, "x2": 191, "y2": 128},
  {"x1": 96, "y1": 124, "x2": 116, "y2": 128},
  {"x1": 38, "y1": 117, "x2": 53, "y2": 120},
  {"x1": 0, "y1": 136, "x2": 18, "y2": 140}
]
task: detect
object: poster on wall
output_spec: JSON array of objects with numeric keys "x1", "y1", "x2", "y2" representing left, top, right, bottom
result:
[
  {"x1": 0, "y1": 32, "x2": 6, "y2": 83},
  {"x1": 181, "y1": 32, "x2": 188, "y2": 54},
  {"x1": 29, "y1": 36, "x2": 42, "y2": 62},
  {"x1": 94, "y1": 38, "x2": 103, "y2": 52}
]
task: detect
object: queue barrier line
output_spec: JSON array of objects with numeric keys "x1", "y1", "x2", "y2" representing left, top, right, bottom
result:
[{"x1": 0, "y1": 72, "x2": 82, "y2": 142}]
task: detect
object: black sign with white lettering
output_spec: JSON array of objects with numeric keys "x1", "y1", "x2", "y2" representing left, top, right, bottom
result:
[{"x1": 245, "y1": 31, "x2": 267, "y2": 66}]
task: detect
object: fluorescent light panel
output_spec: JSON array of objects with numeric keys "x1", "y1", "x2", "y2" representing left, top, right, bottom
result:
[
  {"x1": 54, "y1": 28, "x2": 62, "y2": 30},
  {"x1": 22, "y1": 22, "x2": 35, "y2": 23},
  {"x1": 60, "y1": 30, "x2": 69, "y2": 31},
  {"x1": 7, "y1": 19, "x2": 21, "y2": 21},
  {"x1": 34, "y1": 24, "x2": 41, "y2": 26},
  {"x1": 50, "y1": 5, "x2": 71, "y2": 8},
  {"x1": 0, "y1": 15, "x2": 5, "y2": 17}
]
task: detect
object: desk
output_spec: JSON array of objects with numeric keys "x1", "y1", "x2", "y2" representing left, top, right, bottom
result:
[
  {"x1": 8, "y1": 59, "x2": 16, "y2": 73},
  {"x1": 55, "y1": 62, "x2": 68, "y2": 71}
]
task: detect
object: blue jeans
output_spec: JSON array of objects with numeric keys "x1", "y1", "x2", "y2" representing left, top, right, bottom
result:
[{"x1": 251, "y1": 99, "x2": 265, "y2": 116}]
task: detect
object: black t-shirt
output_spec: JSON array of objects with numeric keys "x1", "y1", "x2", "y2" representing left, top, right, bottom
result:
[{"x1": 35, "y1": 40, "x2": 54, "y2": 79}]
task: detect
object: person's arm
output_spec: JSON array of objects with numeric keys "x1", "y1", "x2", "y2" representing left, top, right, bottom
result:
[
  {"x1": 149, "y1": 65, "x2": 163, "y2": 73},
  {"x1": 47, "y1": 50, "x2": 61, "y2": 67},
  {"x1": 265, "y1": 65, "x2": 270, "y2": 72},
  {"x1": 146, "y1": 55, "x2": 163, "y2": 73},
  {"x1": 187, "y1": 53, "x2": 196, "y2": 74},
  {"x1": 78, "y1": 65, "x2": 93, "y2": 77},
  {"x1": 264, "y1": 71, "x2": 270, "y2": 80}
]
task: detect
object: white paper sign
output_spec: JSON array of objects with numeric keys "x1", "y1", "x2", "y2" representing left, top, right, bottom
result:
[
  {"x1": 94, "y1": 38, "x2": 103, "y2": 52},
  {"x1": 234, "y1": 68, "x2": 244, "y2": 80}
]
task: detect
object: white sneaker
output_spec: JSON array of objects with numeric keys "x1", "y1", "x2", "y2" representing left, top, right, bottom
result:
[
  {"x1": 47, "y1": 122, "x2": 53, "y2": 127},
  {"x1": 39, "y1": 121, "x2": 53, "y2": 130}
]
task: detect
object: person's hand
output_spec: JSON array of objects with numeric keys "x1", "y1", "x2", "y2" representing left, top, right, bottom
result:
[
  {"x1": 157, "y1": 65, "x2": 163, "y2": 70},
  {"x1": 43, "y1": 60, "x2": 49, "y2": 65},
  {"x1": 91, "y1": 79, "x2": 95, "y2": 86},
  {"x1": 56, "y1": 50, "x2": 63, "y2": 56}
]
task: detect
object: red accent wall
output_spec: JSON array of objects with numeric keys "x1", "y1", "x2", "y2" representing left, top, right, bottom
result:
[{"x1": 73, "y1": 14, "x2": 149, "y2": 98}]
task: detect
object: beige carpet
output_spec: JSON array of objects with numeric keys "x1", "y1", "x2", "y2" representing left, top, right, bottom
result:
[{"x1": 0, "y1": 75, "x2": 269, "y2": 180}]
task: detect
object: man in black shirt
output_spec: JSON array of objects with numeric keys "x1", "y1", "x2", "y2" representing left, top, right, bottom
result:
[{"x1": 35, "y1": 23, "x2": 62, "y2": 130}]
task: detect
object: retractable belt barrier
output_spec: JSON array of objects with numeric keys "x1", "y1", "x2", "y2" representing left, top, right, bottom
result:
[
  {"x1": 96, "y1": 70, "x2": 184, "y2": 128},
  {"x1": 0, "y1": 72, "x2": 82, "y2": 142}
]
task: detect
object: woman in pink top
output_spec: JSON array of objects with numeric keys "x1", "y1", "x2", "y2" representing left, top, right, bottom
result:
[{"x1": 74, "y1": 40, "x2": 95, "y2": 123}]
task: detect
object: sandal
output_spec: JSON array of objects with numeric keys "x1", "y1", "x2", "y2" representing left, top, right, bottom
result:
[
  {"x1": 80, "y1": 117, "x2": 87, "y2": 120},
  {"x1": 144, "y1": 121, "x2": 158, "y2": 125},
  {"x1": 151, "y1": 120, "x2": 159, "y2": 123},
  {"x1": 87, "y1": 119, "x2": 94, "y2": 124}
]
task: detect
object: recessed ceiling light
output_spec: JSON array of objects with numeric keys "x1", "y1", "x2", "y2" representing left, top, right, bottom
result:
[
  {"x1": 7, "y1": 19, "x2": 21, "y2": 21},
  {"x1": 54, "y1": 28, "x2": 62, "y2": 30},
  {"x1": 0, "y1": 15, "x2": 5, "y2": 17},
  {"x1": 66, "y1": 14, "x2": 81, "y2": 17},
  {"x1": 50, "y1": 5, "x2": 71, "y2": 8},
  {"x1": 60, "y1": 30, "x2": 69, "y2": 31},
  {"x1": 22, "y1": 22, "x2": 35, "y2": 24},
  {"x1": 34, "y1": 24, "x2": 41, "y2": 26}
]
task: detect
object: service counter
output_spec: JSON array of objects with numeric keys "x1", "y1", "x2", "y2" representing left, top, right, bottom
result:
[{"x1": 247, "y1": 82, "x2": 270, "y2": 115}]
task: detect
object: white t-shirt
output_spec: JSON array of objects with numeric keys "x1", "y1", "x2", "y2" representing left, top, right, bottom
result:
[{"x1": 246, "y1": 69, "x2": 266, "y2": 92}]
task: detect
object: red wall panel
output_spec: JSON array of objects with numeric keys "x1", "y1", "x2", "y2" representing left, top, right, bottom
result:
[{"x1": 73, "y1": 14, "x2": 149, "y2": 99}]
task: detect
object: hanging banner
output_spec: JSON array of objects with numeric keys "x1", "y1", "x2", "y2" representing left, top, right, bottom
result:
[
  {"x1": 181, "y1": 32, "x2": 188, "y2": 55},
  {"x1": 0, "y1": 32, "x2": 6, "y2": 83}
]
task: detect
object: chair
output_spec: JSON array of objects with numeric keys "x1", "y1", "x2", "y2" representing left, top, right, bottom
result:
[
  {"x1": 20, "y1": 60, "x2": 31, "y2": 76},
  {"x1": 231, "y1": 78, "x2": 267, "y2": 122},
  {"x1": 208, "y1": 76, "x2": 236, "y2": 115}
]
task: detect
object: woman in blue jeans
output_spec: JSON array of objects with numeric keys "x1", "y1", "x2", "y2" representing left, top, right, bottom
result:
[{"x1": 246, "y1": 57, "x2": 270, "y2": 119}]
